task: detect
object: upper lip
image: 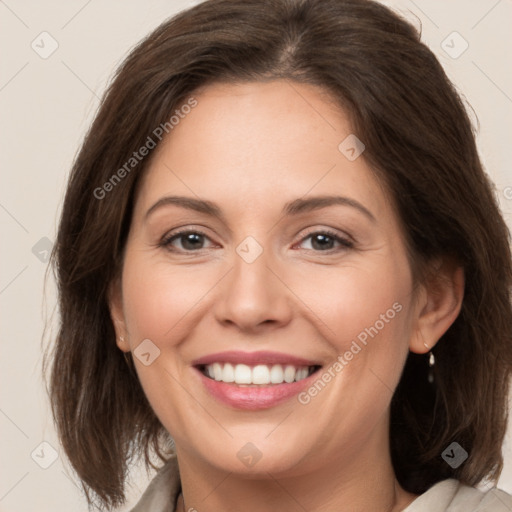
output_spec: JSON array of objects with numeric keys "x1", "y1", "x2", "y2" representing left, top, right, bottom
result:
[{"x1": 192, "y1": 350, "x2": 322, "y2": 367}]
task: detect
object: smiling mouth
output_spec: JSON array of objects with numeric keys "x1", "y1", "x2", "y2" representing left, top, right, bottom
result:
[{"x1": 196, "y1": 363, "x2": 322, "y2": 386}]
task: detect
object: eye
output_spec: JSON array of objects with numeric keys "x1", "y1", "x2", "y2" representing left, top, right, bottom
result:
[
  {"x1": 296, "y1": 230, "x2": 354, "y2": 252},
  {"x1": 160, "y1": 230, "x2": 216, "y2": 252},
  {"x1": 159, "y1": 228, "x2": 353, "y2": 253}
]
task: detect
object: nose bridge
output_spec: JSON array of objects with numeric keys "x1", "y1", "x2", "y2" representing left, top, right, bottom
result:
[
  {"x1": 234, "y1": 237, "x2": 271, "y2": 292},
  {"x1": 231, "y1": 235, "x2": 277, "y2": 304},
  {"x1": 214, "y1": 234, "x2": 292, "y2": 330}
]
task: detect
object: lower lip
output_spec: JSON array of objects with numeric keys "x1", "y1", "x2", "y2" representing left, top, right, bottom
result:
[{"x1": 194, "y1": 367, "x2": 319, "y2": 410}]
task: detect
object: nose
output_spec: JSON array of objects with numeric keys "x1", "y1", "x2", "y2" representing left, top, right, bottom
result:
[{"x1": 213, "y1": 243, "x2": 293, "y2": 333}]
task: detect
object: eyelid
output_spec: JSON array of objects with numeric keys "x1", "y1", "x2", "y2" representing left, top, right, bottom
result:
[
  {"x1": 297, "y1": 226, "x2": 355, "y2": 244},
  {"x1": 159, "y1": 227, "x2": 217, "y2": 250},
  {"x1": 293, "y1": 227, "x2": 354, "y2": 251},
  {"x1": 158, "y1": 225, "x2": 355, "y2": 254}
]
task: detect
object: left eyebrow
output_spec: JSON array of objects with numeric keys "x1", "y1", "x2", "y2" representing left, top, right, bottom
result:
[
  {"x1": 282, "y1": 195, "x2": 376, "y2": 223},
  {"x1": 144, "y1": 194, "x2": 376, "y2": 223}
]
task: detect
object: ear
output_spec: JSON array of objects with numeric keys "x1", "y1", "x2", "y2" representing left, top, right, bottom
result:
[
  {"x1": 108, "y1": 277, "x2": 131, "y2": 353},
  {"x1": 409, "y1": 258, "x2": 465, "y2": 354}
]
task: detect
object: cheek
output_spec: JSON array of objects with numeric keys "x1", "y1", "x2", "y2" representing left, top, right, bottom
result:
[
  {"x1": 290, "y1": 264, "x2": 414, "y2": 432},
  {"x1": 119, "y1": 252, "x2": 210, "y2": 431},
  {"x1": 121, "y1": 253, "x2": 215, "y2": 344},
  {"x1": 293, "y1": 261, "x2": 412, "y2": 349}
]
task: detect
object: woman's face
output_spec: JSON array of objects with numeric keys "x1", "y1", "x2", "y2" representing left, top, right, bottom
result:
[{"x1": 112, "y1": 80, "x2": 422, "y2": 476}]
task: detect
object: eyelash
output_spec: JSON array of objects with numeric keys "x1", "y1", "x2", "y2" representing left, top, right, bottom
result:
[
  {"x1": 158, "y1": 228, "x2": 354, "y2": 254},
  {"x1": 298, "y1": 229, "x2": 354, "y2": 252}
]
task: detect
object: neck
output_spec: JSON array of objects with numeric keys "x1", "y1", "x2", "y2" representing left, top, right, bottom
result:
[{"x1": 174, "y1": 423, "x2": 418, "y2": 512}]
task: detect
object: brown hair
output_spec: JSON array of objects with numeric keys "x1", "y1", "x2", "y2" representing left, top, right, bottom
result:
[{"x1": 43, "y1": 0, "x2": 512, "y2": 509}]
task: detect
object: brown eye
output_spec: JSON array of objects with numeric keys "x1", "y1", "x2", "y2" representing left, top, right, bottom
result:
[
  {"x1": 297, "y1": 230, "x2": 353, "y2": 252},
  {"x1": 160, "y1": 230, "x2": 214, "y2": 252}
]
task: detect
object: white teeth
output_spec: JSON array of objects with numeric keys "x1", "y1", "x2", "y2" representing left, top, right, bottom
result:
[
  {"x1": 270, "y1": 364, "x2": 284, "y2": 384},
  {"x1": 284, "y1": 365, "x2": 296, "y2": 383},
  {"x1": 222, "y1": 363, "x2": 235, "y2": 383},
  {"x1": 203, "y1": 363, "x2": 315, "y2": 385},
  {"x1": 295, "y1": 368, "x2": 309, "y2": 381},
  {"x1": 234, "y1": 364, "x2": 252, "y2": 384},
  {"x1": 213, "y1": 362, "x2": 223, "y2": 381},
  {"x1": 252, "y1": 365, "x2": 270, "y2": 384}
]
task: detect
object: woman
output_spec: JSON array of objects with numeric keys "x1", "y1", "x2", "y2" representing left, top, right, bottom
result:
[{"x1": 44, "y1": 0, "x2": 512, "y2": 510}]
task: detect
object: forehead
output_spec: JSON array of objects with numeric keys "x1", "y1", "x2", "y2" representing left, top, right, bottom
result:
[{"x1": 134, "y1": 80, "x2": 391, "y2": 222}]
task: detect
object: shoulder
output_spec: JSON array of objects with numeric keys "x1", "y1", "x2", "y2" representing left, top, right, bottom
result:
[
  {"x1": 130, "y1": 455, "x2": 181, "y2": 512},
  {"x1": 404, "y1": 479, "x2": 512, "y2": 512}
]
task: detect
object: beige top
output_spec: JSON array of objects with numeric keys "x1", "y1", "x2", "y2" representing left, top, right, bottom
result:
[{"x1": 130, "y1": 455, "x2": 512, "y2": 512}]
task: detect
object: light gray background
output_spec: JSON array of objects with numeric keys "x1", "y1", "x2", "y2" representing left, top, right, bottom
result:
[{"x1": 1, "y1": 0, "x2": 511, "y2": 510}]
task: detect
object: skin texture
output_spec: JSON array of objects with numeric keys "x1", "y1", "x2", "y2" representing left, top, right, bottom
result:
[{"x1": 110, "y1": 80, "x2": 464, "y2": 512}]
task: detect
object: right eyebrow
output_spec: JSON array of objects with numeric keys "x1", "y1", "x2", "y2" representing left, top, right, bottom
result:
[
  {"x1": 145, "y1": 196, "x2": 225, "y2": 221},
  {"x1": 144, "y1": 193, "x2": 376, "y2": 225}
]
